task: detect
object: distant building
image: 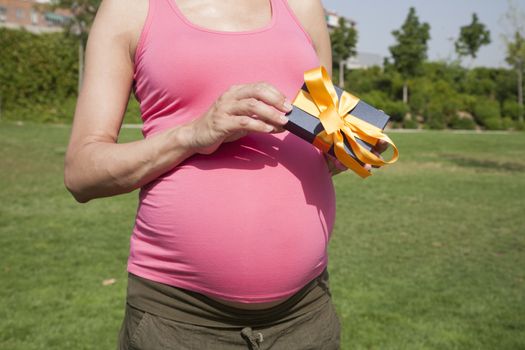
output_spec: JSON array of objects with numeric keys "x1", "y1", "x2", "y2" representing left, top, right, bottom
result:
[
  {"x1": 325, "y1": 8, "x2": 356, "y2": 31},
  {"x1": 347, "y1": 52, "x2": 384, "y2": 69},
  {"x1": 0, "y1": 0, "x2": 71, "y2": 34},
  {"x1": 325, "y1": 8, "x2": 383, "y2": 69}
]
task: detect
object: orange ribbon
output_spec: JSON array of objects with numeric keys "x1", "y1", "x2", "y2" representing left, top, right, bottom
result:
[{"x1": 293, "y1": 66, "x2": 399, "y2": 178}]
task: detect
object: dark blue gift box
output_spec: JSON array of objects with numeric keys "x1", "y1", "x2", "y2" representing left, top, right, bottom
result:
[{"x1": 284, "y1": 84, "x2": 390, "y2": 165}]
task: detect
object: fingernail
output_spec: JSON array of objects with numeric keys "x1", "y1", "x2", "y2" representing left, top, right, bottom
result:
[
  {"x1": 280, "y1": 115, "x2": 289, "y2": 124},
  {"x1": 284, "y1": 101, "x2": 293, "y2": 111}
]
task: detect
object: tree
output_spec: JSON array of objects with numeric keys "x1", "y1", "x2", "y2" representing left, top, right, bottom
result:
[
  {"x1": 389, "y1": 7, "x2": 431, "y2": 104},
  {"x1": 455, "y1": 13, "x2": 491, "y2": 62},
  {"x1": 330, "y1": 17, "x2": 358, "y2": 88},
  {"x1": 506, "y1": 32, "x2": 525, "y2": 122},
  {"x1": 49, "y1": 0, "x2": 101, "y2": 92},
  {"x1": 501, "y1": 1, "x2": 525, "y2": 123}
]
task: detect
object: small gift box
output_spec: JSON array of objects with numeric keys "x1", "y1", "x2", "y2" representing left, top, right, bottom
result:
[{"x1": 284, "y1": 66, "x2": 398, "y2": 178}]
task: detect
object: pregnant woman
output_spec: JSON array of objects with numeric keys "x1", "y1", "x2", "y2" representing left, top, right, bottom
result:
[{"x1": 64, "y1": 0, "x2": 384, "y2": 348}]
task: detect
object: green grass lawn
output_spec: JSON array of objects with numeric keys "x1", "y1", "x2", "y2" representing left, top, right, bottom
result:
[{"x1": 0, "y1": 121, "x2": 524, "y2": 349}]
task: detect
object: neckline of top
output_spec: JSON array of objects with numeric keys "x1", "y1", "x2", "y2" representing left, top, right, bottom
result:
[{"x1": 166, "y1": 0, "x2": 277, "y2": 35}]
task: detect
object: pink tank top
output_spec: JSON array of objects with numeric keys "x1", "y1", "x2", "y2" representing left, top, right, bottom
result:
[{"x1": 128, "y1": 0, "x2": 336, "y2": 303}]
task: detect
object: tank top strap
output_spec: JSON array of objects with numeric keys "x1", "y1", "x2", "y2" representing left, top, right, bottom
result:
[{"x1": 271, "y1": 0, "x2": 314, "y2": 45}]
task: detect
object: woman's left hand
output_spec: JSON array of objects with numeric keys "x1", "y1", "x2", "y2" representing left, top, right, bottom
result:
[{"x1": 325, "y1": 139, "x2": 390, "y2": 176}]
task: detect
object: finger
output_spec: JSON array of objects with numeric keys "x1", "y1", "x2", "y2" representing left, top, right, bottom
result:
[
  {"x1": 228, "y1": 98, "x2": 289, "y2": 127},
  {"x1": 327, "y1": 154, "x2": 347, "y2": 171},
  {"x1": 325, "y1": 155, "x2": 338, "y2": 175},
  {"x1": 371, "y1": 150, "x2": 383, "y2": 169},
  {"x1": 233, "y1": 82, "x2": 292, "y2": 113},
  {"x1": 373, "y1": 140, "x2": 389, "y2": 154}
]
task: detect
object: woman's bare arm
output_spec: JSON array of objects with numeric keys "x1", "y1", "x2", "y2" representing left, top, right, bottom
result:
[
  {"x1": 64, "y1": 0, "x2": 290, "y2": 203},
  {"x1": 64, "y1": 0, "x2": 199, "y2": 203},
  {"x1": 288, "y1": 0, "x2": 332, "y2": 74}
]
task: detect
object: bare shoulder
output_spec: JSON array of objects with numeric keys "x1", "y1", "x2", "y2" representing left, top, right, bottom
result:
[
  {"x1": 71, "y1": 0, "x2": 149, "y2": 144},
  {"x1": 126, "y1": 0, "x2": 149, "y2": 64},
  {"x1": 286, "y1": 0, "x2": 324, "y2": 22},
  {"x1": 91, "y1": 0, "x2": 148, "y2": 64},
  {"x1": 286, "y1": 0, "x2": 332, "y2": 72},
  {"x1": 286, "y1": 0, "x2": 326, "y2": 35}
]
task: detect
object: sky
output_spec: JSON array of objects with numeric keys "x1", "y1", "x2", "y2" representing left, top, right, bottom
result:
[{"x1": 323, "y1": 0, "x2": 525, "y2": 68}]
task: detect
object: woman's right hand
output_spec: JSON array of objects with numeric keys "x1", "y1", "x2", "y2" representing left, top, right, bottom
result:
[{"x1": 184, "y1": 82, "x2": 293, "y2": 155}]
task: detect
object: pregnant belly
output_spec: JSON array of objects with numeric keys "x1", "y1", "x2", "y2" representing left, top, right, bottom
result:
[{"x1": 128, "y1": 132, "x2": 336, "y2": 303}]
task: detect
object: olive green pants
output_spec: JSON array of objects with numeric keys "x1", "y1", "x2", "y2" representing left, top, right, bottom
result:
[{"x1": 118, "y1": 270, "x2": 341, "y2": 349}]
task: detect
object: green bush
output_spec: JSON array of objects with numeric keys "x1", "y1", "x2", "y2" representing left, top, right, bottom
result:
[
  {"x1": 0, "y1": 27, "x2": 521, "y2": 131},
  {"x1": 457, "y1": 94, "x2": 477, "y2": 115},
  {"x1": 0, "y1": 28, "x2": 78, "y2": 116},
  {"x1": 346, "y1": 67, "x2": 402, "y2": 100},
  {"x1": 384, "y1": 100, "x2": 409, "y2": 122},
  {"x1": 0, "y1": 27, "x2": 145, "y2": 124},
  {"x1": 450, "y1": 116, "x2": 477, "y2": 130},
  {"x1": 425, "y1": 99, "x2": 450, "y2": 130},
  {"x1": 501, "y1": 117, "x2": 515, "y2": 130},
  {"x1": 360, "y1": 91, "x2": 390, "y2": 113},
  {"x1": 2, "y1": 97, "x2": 77, "y2": 123},
  {"x1": 502, "y1": 100, "x2": 524, "y2": 121},
  {"x1": 483, "y1": 117, "x2": 502, "y2": 130},
  {"x1": 473, "y1": 98, "x2": 501, "y2": 126},
  {"x1": 360, "y1": 91, "x2": 408, "y2": 122},
  {"x1": 403, "y1": 118, "x2": 418, "y2": 129},
  {"x1": 427, "y1": 118, "x2": 446, "y2": 130},
  {"x1": 407, "y1": 78, "x2": 432, "y2": 115},
  {"x1": 387, "y1": 121, "x2": 402, "y2": 129}
]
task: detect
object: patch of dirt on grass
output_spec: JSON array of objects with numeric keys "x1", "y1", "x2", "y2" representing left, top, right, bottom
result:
[
  {"x1": 385, "y1": 160, "x2": 452, "y2": 174},
  {"x1": 440, "y1": 153, "x2": 525, "y2": 173}
]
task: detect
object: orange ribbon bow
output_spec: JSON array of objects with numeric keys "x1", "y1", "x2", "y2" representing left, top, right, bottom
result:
[{"x1": 293, "y1": 66, "x2": 399, "y2": 178}]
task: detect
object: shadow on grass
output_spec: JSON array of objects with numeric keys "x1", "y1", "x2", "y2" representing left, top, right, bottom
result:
[{"x1": 440, "y1": 153, "x2": 525, "y2": 173}]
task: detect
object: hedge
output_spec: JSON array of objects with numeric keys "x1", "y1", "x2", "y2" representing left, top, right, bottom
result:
[
  {"x1": 1, "y1": 27, "x2": 522, "y2": 130},
  {"x1": 0, "y1": 28, "x2": 141, "y2": 124}
]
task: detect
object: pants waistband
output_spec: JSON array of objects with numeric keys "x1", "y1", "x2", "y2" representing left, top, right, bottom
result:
[{"x1": 126, "y1": 270, "x2": 332, "y2": 328}]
